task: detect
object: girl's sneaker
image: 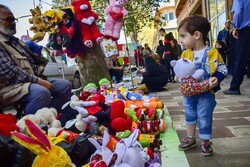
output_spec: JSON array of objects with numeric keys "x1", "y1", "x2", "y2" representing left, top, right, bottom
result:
[
  {"x1": 202, "y1": 142, "x2": 213, "y2": 156},
  {"x1": 179, "y1": 137, "x2": 196, "y2": 151}
]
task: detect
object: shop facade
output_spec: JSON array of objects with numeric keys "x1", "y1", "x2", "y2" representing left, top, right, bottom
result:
[{"x1": 175, "y1": 0, "x2": 233, "y2": 46}]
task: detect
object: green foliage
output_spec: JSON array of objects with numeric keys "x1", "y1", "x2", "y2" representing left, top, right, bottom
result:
[{"x1": 90, "y1": 0, "x2": 162, "y2": 37}]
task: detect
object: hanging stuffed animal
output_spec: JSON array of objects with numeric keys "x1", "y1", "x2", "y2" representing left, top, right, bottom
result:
[
  {"x1": 43, "y1": 9, "x2": 71, "y2": 56},
  {"x1": 71, "y1": 0, "x2": 104, "y2": 48},
  {"x1": 104, "y1": 0, "x2": 128, "y2": 41},
  {"x1": 62, "y1": 7, "x2": 86, "y2": 58},
  {"x1": 29, "y1": 6, "x2": 47, "y2": 42}
]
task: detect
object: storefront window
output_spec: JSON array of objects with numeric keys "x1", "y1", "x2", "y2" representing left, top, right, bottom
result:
[
  {"x1": 207, "y1": 0, "x2": 226, "y2": 45},
  {"x1": 208, "y1": 0, "x2": 216, "y2": 19},
  {"x1": 216, "y1": 0, "x2": 225, "y2": 14}
]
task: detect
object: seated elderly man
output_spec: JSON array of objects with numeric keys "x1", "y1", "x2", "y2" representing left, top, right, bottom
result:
[{"x1": 0, "y1": 4, "x2": 71, "y2": 115}]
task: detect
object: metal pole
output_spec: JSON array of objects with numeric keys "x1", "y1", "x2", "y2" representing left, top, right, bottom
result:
[{"x1": 123, "y1": 21, "x2": 135, "y2": 91}]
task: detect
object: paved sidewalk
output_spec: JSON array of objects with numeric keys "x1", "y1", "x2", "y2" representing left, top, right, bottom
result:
[{"x1": 157, "y1": 75, "x2": 250, "y2": 167}]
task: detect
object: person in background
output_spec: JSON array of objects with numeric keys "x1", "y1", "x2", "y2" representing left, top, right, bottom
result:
[
  {"x1": 177, "y1": 15, "x2": 227, "y2": 156},
  {"x1": 0, "y1": 4, "x2": 72, "y2": 115},
  {"x1": 140, "y1": 53, "x2": 168, "y2": 92},
  {"x1": 204, "y1": 37, "x2": 210, "y2": 47},
  {"x1": 217, "y1": 20, "x2": 231, "y2": 44},
  {"x1": 223, "y1": 0, "x2": 250, "y2": 95},
  {"x1": 215, "y1": 40, "x2": 228, "y2": 65},
  {"x1": 159, "y1": 28, "x2": 177, "y2": 82},
  {"x1": 105, "y1": 55, "x2": 124, "y2": 84},
  {"x1": 142, "y1": 43, "x2": 150, "y2": 65},
  {"x1": 156, "y1": 40, "x2": 165, "y2": 63},
  {"x1": 134, "y1": 45, "x2": 143, "y2": 67}
]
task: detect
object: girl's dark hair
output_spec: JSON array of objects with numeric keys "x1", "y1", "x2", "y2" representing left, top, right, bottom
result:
[{"x1": 178, "y1": 15, "x2": 211, "y2": 42}]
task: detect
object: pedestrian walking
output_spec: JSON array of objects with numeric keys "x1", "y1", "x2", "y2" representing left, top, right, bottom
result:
[
  {"x1": 223, "y1": 0, "x2": 250, "y2": 95},
  {"x1": 177, "y1": 15, "x2": 227, "y2": 156}
]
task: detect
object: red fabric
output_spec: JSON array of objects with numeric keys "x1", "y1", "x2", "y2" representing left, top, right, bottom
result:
[
  {"x1": 124, "y1": 57, "x2": 129, "y2": 64},
  {"x1": 118, "y1": 44, "x2": 124, "y2": 51},
  {"x1": 0, "y1": 113, "x2": 20, "y2": 136},
  {"x1": 109, "y1": 11, "x2": 123, "y2": 21}
]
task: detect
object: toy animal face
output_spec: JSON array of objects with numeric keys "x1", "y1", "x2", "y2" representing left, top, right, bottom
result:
[
  {"x1": 172, "y1": 58, "x2": 196, "y2": 79},
  {"x1": 30, "y1": 6, "x2": 42, "y2": 17},
  {"x1": 71, "y1": 0, "x2": 91, "y2": 13},
  {"x1": 114, "y1": 0, "x2": 128, "y2": 7}
]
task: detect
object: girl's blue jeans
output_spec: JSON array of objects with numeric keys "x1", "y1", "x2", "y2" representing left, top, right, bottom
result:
[
  {"x1": 23, "y1": 78, "x2": 72, "y2": 115},
  {"x1": 183, "y1": 91, "x2": 216, "y2": 140}
]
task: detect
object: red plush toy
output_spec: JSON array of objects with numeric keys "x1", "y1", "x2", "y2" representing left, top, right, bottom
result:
[
  {"x1": 0, "y1": 113, "x2": 20, "y2": 136},
  {"x1": 71, "y1": 0, "x2": 104, "y2": 48}
]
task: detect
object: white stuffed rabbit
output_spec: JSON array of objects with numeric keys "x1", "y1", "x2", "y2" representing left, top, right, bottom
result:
[
  {"x1": 88, "y1": 130, "x2": 113, "y2": 164},
  {"x1": 114, "y1": 129, "x2": 145, "y2": 167}
]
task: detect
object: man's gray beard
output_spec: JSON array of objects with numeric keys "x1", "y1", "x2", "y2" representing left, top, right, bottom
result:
[{"x1": 0, "y1": 26, "x2": 16, "y2": 36}]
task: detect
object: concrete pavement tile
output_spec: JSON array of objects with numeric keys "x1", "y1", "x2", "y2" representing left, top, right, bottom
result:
[
  {"x1": 213, "y1": 118, "x2": 250, "y2": 127},
  {"x1": 214, "y1": 111, "x2": 250, "y2": 119},
  {"x1": 211, "y1": 137, "x2": 250, "y2": 153},
  {"x1": 227, "y1": 125, "x2": 250, "y2": 137}
]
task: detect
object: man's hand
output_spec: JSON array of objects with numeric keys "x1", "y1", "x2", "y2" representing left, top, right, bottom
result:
[
  {"x1": 38, "y1": 78, "x2": 53, "y2": 90},
  {"x1": 209, "y1": 77, "x2": 218, "y2": 88},
  {"x1": 232, "y1": 29, "x2": 238, "y2": 39}
]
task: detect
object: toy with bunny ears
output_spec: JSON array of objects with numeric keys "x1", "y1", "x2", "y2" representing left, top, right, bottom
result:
[
  {"x1": 170, "y1": 58, "x2": 214, "y2": 96},
  {"x1": 12, "y1": 119, "x2": 74, "y2": 167},
  {"x1": 104, "y1": 0, "x2": 128, "y2": 41},
  {"x1": 114, "y1": 129, "x2": 145, "y2": 167}
]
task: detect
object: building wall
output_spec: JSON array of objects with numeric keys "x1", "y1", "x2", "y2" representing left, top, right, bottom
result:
[
  {"x1": 153, "y1": 0, "x2": 178, "y2": 50},
  {"x1": 176, "y1": 0, "x2": 231, "y2": 46}
]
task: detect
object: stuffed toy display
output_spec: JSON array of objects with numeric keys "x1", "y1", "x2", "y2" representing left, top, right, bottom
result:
[
  {"x1": 104, "y1": 0, "x2": 128, "y2": 41},
  {"x1": 28, "y1": 6, "x2": 47, "y2": 42},
  {"x1": 43, "y1": 9, "x2": 71, "y2": 56},
  {"x1": 12, "y1": 119, "x2": 74, "y2": 167},
  {"x1": 62, "y1": 7, "x2": 86, "y2": 58},
  {"x1": 71, "y1": 0, "x2": 104, "y2": 48},
  {"x1": 0, "y1": 113, "x2": 20, "y2": 136},
  {"x1": 171, "y1": 58, "x2": 214, "y2": 96}
]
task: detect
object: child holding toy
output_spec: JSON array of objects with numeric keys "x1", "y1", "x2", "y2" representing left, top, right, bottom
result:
[{"x1": 177, "y1": 15, "x2": 228, "y2": 156}]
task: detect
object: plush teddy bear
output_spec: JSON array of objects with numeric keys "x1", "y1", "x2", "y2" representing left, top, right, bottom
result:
[
  {"x1": 104, "y1": 0, "x2": 128, "y2": 41},
  {"x1": 0, "y1": 113, "x2": 20, "y2": 136},
  {"x1": 71, "y1": 0, "x2": 104, "y2": 48},
  {"x1": 16, "y1": 114, "x2": 41, "y2": 134},
  {"x1": 28, "y1": 6, "x2": 47, "y2": 42},
  {"x1": 170, "y1": 58, "x2": 214, "y2": 96}
]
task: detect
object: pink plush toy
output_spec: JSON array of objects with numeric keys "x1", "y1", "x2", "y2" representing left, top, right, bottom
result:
[
  {"x1": 104, "y1": 0, "x2": 128, "y2": 41},
  {"x1": 71, "y1": 0, "x2": 104, "y2": 48}
]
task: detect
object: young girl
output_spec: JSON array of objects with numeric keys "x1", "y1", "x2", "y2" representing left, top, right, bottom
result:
[{"x1": 177, "y1": 15, "x2": 228, "y2": 156}]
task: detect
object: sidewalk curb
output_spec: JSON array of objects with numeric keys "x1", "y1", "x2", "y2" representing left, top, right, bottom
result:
[{"x1": 160, "y1": 108, "x2": 190, "y2": 167}]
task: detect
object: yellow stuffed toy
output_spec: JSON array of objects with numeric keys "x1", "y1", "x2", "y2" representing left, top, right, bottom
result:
[
  {"x1": 29, "y1": 6, "x2": 47, "y2": 42},
  {"x1": 12, "y1": 119, "x2": 74, "y2": 167}
]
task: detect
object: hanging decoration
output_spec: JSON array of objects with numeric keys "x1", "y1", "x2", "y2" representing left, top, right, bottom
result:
[
  {"x1": 100, "y1": 38, "x2": 119, "y2": 58},
  {"x1": 71, "y1": 0, "x2": 104, "y2": 48},
  {"x1": 42, "y1": 9, "x2": 71, "y2": 56},
  {"x1": 28, "y1": 6, "x2": 48, "y2": 42},
  {"x1": 62, "y1": 6, "x2": 86, "y2": 58},
  {"x1": 104, "y1": 0, "x2": 128, "y2": 41}
]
